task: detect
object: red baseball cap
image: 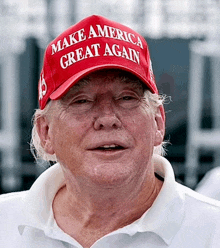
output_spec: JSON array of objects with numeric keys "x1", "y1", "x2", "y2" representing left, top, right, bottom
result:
[{"x1": 38, "y1": 15, "x2": 164, "y2": 119}]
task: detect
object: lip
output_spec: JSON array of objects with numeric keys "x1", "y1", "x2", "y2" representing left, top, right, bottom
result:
[
  {"x1": 87, "y1": 146, "x2": 129, "y2": 161},
  {"x1": 87, "y1": 140, "x2": 129, "y2": 150}
]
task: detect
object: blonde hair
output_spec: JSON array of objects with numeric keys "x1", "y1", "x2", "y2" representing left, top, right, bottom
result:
[{"x1": 30, "y1": 90, "x2": 167, "y2": 162}]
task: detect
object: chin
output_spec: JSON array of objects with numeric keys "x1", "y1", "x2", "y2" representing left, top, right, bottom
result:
[{"x1": 87, "y1": 162, "x2": 137, "y2": 188}]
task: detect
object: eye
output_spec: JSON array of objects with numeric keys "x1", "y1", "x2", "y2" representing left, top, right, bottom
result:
[
  {"x1": 69, "y1": 95, "x2": 94, "y2": 106},
  {"x1": 115, "y1": 91, "x2": 141, "y2": 109},
  {"x1": 65, "y1": 96, "x2": 94, "y2": 114},
  {"x1": 121, "y1": 95, "x2": 136, "y2": 101},
  {"x1": 74, "y1": 99, "x2": 90, "y2": 104},
  {"x1": 116, "y1": 92, "x2": 140, "y2": 101},
  {"x1": 70, "y1": 95, "x2": 94, "y2": 105}
]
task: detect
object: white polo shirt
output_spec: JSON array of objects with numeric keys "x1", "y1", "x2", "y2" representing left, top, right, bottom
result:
[{"x1": 0, "y1": 156, "x2": 220, "y2": 247}]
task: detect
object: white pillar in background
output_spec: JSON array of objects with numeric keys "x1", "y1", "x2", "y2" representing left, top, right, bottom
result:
[{"x1": 0, "y1": 53, "x2": 21, "y2": 192}]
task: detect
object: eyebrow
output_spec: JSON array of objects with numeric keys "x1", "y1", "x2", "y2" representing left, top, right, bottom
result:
[
  {"x1": 62, "y1": 74, "x2": 145, "y2": 102},
  {"x1": 120, "y1": 78, "x2": 144, "y2": 92},
  {"x1": 61, "y1": 79, "x2": 91, "y2": 102}
]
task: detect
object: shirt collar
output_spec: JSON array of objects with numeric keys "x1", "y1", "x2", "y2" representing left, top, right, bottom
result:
[
  {"x1": 18, "y1": 156, "x2": 185, "y2": 245},
  {"x1": 18, "y1": 163, "x2": 65, "y2": 235}
]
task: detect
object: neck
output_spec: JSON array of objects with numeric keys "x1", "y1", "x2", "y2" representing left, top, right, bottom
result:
[{"x1": 52, "y1": 168, "x2": 163, "y2": 247}]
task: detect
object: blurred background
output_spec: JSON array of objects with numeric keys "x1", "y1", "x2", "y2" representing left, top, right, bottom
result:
[{"x1": 0, "y1": 0, "x2": 220, "y2": 194}]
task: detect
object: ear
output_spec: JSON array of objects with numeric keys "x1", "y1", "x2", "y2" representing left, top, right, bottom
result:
[
  {"x1": 154, "y1": 107, "x2": 165, "y2": 147},
  {"x1": 36, "y1": 116, "x2": 55, "y2": 155}
]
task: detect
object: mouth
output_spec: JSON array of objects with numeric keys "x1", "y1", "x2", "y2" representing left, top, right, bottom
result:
[
  {"x1": 88, "y1": 141, "x2": 128, "y2": 152},
  {"x1": 94, "y1": 144, "x2": 126, "y2": 151},
  {"x1": 87, "y1": 142, "x2": 129, "y2": 159}
]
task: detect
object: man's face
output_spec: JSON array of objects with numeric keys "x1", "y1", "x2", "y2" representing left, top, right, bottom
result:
[{"x1": 42, "y1": 70, "x2": 164, "y2": 187}]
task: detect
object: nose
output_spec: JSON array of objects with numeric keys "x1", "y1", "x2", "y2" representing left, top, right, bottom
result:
[
  {"x1": 94, "y1": 114, "x2": 122, "y2": 130},
  {"x1": 93, "y1": 100, "x2": 122, "y2": 130}
]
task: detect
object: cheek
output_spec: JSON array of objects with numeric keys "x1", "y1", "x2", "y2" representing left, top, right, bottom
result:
[
  {"x1": 125, "y1": 108, "x2": 155, "y2": 132},
  {"x1": 50, "y1": 116, "x2": 89, "y2": 155},
  {"x1": 126, "y1": 111, "x2": 156, "y2": 147}
]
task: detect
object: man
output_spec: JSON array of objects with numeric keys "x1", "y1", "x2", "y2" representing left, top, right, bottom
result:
[{"x1": 0, "y1": 15, "x2": 220, "y2": 248}]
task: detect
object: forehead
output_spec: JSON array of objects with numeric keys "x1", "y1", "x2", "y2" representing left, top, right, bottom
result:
[{"x1": 68, "y1": 69, "x2": 146, "y2": 94}]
